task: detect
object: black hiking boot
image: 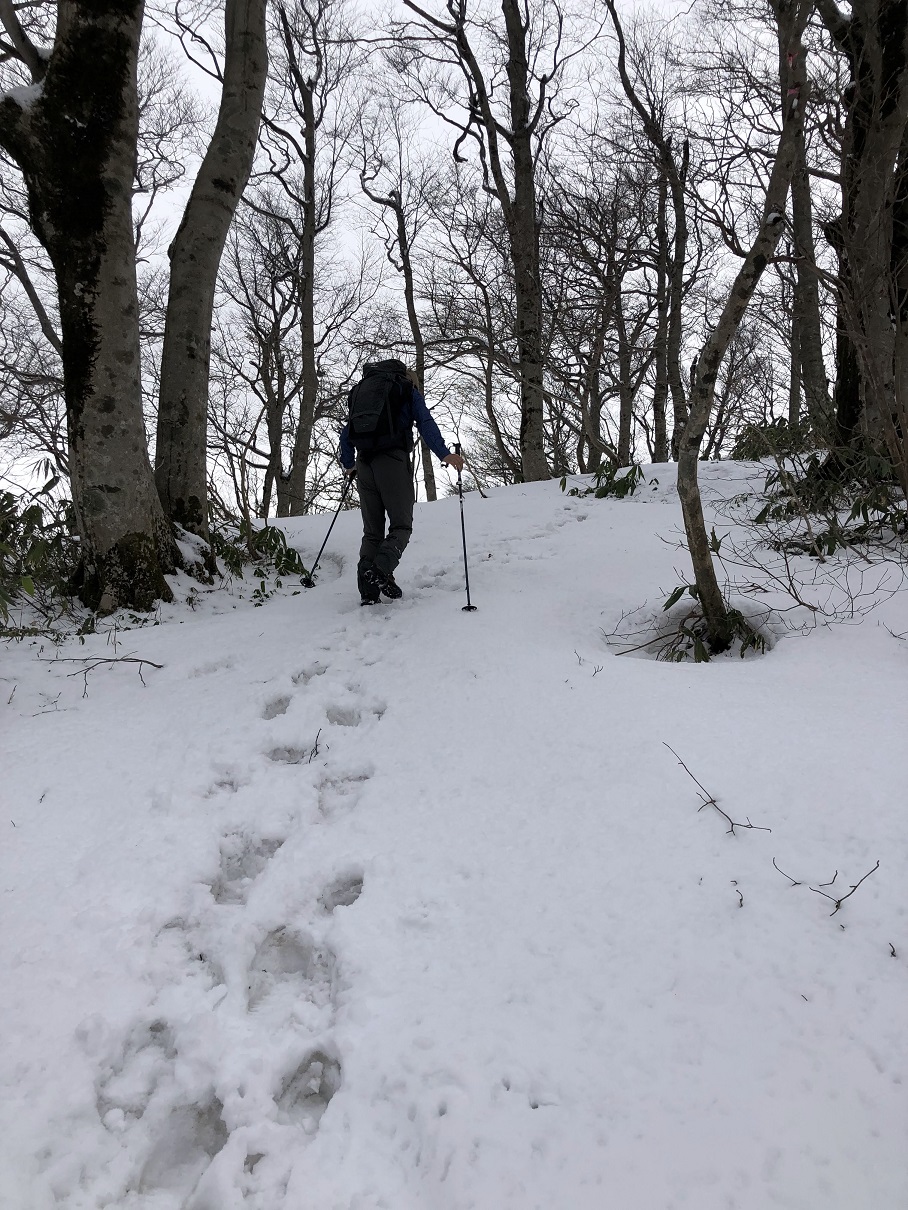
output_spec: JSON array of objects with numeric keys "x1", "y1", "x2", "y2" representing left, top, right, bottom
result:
[
  {"x1": 378, "y1": 571, "x2": 403, "y2": 600},
  {"x1": 358, "y1": 561, "x2": 381, "y2": 606}
]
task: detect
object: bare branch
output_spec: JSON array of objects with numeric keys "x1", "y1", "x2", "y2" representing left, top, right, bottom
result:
[
  {"x1": 664, "y1": 743, "x2": 771, "y2": 835},
  {"x1": 0, "y1": 0, "x2": 45, "y2": 80},
  {"x1": 809, "y1": 861, "x2": 879, "y2": 916},
  {"x1": 0, "y1": 226, "x2": 62, "y2": 353}
]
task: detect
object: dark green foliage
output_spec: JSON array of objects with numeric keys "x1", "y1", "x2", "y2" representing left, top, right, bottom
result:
[
  {"x1": 730, "y1": 417, "x2": 815, "y2": 461},
  {"x1": 754, "y1": 451, "x2": 906, "y2": 557},
  {"x1": 211, "y1": 520, "x2": 311, "y2": 599},
  {"x1": 561, "y1": 462, "x2": 647, "y2": 500},
  {"x1": 658, "y1": 588, "x2": 766, "y2": 662},
  {"x1": 0, "y1": 487, "x2": 79, "y2": 623}
]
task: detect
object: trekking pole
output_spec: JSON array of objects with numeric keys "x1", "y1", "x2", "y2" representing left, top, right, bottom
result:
[
  {"x1": 302, "y1": 472, "x2": 355, "y2": 588},
  {"x1": 455, "y1": 443, "x2": 477, "y2": 612}
]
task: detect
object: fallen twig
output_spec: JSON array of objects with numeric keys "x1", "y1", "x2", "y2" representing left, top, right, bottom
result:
[
  {"x1": 809, "y1": 861, "x2": 879, "y2": 916},
  {"x1": 41, "y1": 653, "x2": 164, "y2": 696},
  {"x1": 772, "y1": 857, "x2": 802, "y2": 886},
  {"x1": 664, "y1": 743, "x2": 771, "y2": 836}
]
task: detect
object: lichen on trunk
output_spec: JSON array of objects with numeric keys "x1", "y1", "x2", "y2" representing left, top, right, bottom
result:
[{"x1": 0, "y1": 0, "x2": 178, "y2": 613}]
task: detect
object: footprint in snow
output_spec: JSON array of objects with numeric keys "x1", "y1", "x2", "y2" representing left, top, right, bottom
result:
[
  {"x1": 93, "y1": 1018, "x2": 231, "y2": 1198},
  {"x1": 156, "y1": 917, "x2": 226, "y2": 989},
  {"x1": 247, "y1": 927, "x2": 336, "y2": 1012},
  {"x1": 319, "y1": 869, "x2": 364, "y2": 912},
  {"x1": 262, "y1": 694, "x2": 292, "y2": 720},
  {"x1": 277, "y1": 1049, "x2": 342, "y2": 1133},
  {"x1": 189, "y1": 656, "x2": 235, "y2": 678},
  {"x1": 137, "y1": 1096, "x2": 229, "y2": 1194},
  {"x1": 96, "y1": 1018, "x2": 177, "y2": 1124},
  {"x1": 267, "y1": 741, "x2": 319, "y2": 765},
  {"x1": 317, "y1": 768, "x2": 372, "y2": 817},
  {"x1": 307, "y1": 551, "x2": 344, "y2": 583},
  {"x1": 326, "y1": 704, "x2": 361, "y2": 727},
  {"x1": 292, "y1": 663, "x2": 328, "y2": 686},
  {"x1": 204, "y1": 766, "x2": 246, "y2": 797},
  {"x1": 210, "y1": 832, "x2": 285, "y2": 905},
  {"x1": 326, "y1": 697, "x2": 386, "y2": 728}
]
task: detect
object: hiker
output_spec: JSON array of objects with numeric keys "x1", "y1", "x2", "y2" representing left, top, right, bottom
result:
[{"x1": 339, "y1": 359, "x2": 464, "y2": 605}]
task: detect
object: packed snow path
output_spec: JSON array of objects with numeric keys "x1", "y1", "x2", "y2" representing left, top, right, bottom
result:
[{"x1": 2, "y1": 466, "x2": 907, "y2": 1209}]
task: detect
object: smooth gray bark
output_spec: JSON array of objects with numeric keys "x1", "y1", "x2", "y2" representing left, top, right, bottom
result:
[
  {"x1": 0, "y1": 0, "x2": 176, "y2": 611},
  {"x1": 155, "y1": 0, "x2": 268, "y2": 540},
  {"x1": 677, "y1": 0, "x2": 809, "y2": 652}
]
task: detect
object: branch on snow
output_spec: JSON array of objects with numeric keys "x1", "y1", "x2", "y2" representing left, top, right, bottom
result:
[
  {"x1": 772, "y1": 856, "x2": 881, "y2": 917},
  {"x1": 664, "y1": 743, "x2": 771, "y2": 836},
  {"x1": 809, "y1": 861, "x2": 880, "y2": 916},
  {"x1": 41, "y1": 653, "x2": 164, "y2": 697}
]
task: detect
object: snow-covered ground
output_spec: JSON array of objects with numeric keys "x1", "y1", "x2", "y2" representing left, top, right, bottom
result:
[{"x1": 2, "y1": 462, "x2": 906, "y2": 1210}]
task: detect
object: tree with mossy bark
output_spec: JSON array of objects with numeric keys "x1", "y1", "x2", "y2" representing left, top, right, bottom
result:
[{"x1": 0, "y1": 0, "x2": 177, "y2": 612}]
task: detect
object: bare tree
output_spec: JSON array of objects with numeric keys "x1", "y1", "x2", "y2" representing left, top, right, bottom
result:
[
  {"x1": 154, "y1": 0, "x2": 268, "y2": 553},
  {"x1": 359, "y1": 100, "x2": 439, "y2": 499},
  {"x1": 420, "y1": 164, "x2": 523, "y2": 481},
  {"x1": 213, "y1": 187, "x2": 378, "y2": 518},
  {"x1": 0, "y1": 0, "x2": 177, "y2": 610},
  {"x1": 251, "y1": 0, "x2": 360, "y2": 515},
  {"x1": 676, "y1": 0, "x2": 812, "y2": 652},
  {"x1": 395, "y1": 0, "x2": 595, "y2": 481},
  {"x1": 604, "y1": 3, "x2": 692, "y2": 459}
]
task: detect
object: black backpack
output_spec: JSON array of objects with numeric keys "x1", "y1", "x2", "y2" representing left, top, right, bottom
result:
[{"x1": 347, "y1": 360, "x2": 414, "y2": 459}]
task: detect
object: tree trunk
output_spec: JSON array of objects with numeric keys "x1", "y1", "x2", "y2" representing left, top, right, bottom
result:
[
  {"x1": 401, "y1": 218, "x2": 437, "y2": 502},
  {"x1": 285, "y1": 79, "x2": 318, "y2": 517},
  {"x1": 678, "y1": 0, "x2": 809, "y2": 653},
  {"x1": 0, "y1": 0, "x2": 176, "y2": 612},
  {"x1": 501, "y1": 0, "x2": 548, "y2": 482},
  {"x1": 155, "y1": 0, "x2": 268, "y2": 541},
  {"x1": 261, "y1": 350, "x2": 286, "y2": 518},
  {"x1": 395, "y1": 196, "x2": 436, "y2": 500},
  {"x1": 651, "y1": 168, "x2": 670, "y2": 462},
  {"x1": 604, "y1": 0, "x2": 689, "y2": 460},
  {"x1": 816, "y1": 0, "x2": 908, "y2": 482},
  {"x1": 789, "y1": 122, "x2": 830, "y2": 432},
  {"x1": 788, "y1": 291, "x2": 801, "y2": 425},
  {"x1": 614, "y1": 286, "x2": 633, "y2": 465},
  {"x1": 892, "y1": 124, "x2": 908, "y2": 493},
  {"x1": 666, "y1": 141, "x2": 690, "y2": 458},
  {"x1": 403, "y1": 0, "x2": 550, "y2": 481}
]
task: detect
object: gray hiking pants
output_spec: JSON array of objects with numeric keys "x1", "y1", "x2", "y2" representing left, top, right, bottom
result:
[{"x1": 356, "y1": 449, "x2": 414, "y2": 576}]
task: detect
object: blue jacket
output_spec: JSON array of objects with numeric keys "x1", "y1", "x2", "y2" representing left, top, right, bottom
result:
[{"x1": 339, "y1": 387, "x2": 451, "y2": 470}]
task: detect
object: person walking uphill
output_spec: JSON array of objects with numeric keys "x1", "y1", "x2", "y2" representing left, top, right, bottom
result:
[{"x1": 339, "y1": 359, "x2": 464, "y2": 605}]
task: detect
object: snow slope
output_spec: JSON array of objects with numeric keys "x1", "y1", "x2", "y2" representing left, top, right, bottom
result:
[{"x1": 1, "y1": 463, "x2": 906, "y2": 1210}]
